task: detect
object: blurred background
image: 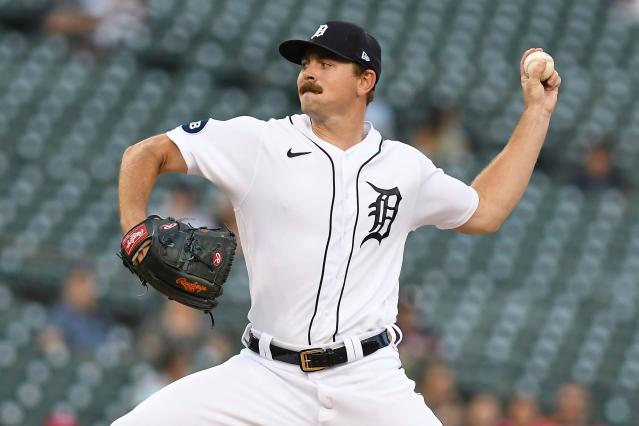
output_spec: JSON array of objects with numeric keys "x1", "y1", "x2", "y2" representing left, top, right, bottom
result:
[{"x1": 1, "y1": 0, "x2": 639, "y2": 425}]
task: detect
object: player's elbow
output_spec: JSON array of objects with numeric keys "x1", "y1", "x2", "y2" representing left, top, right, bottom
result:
[
  {"x1": 122, "y1": 134, "x2": 186, "y2": 175},
  {"x1": 122, "y1": 143, "x2": 139, "y2": 163},
  {"x1": 476, "y1": 209, "x2": 507, "y2": 234},
  {"x1": 456, "y1": 217, "x2": 502, "y2": 235},
  {"x1": 122, "y1": 138, "x2": 155, "y2": 163},
  {"x1": 121, "y1": 138, "x2": 163, "y2": 179},
  {"x1": 455, "y1": 204, "x2": 506, "y2": 235},
  {"x1": 480, "y1": 219, "x2": 502, "y2": 234}
]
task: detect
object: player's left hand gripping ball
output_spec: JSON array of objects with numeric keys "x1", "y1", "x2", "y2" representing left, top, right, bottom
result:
[
  {"x1": 119, "y1": 215, "x2": 236, "y2": 313},
  {"x1": 520, "y1": 48, "x2": 562, "y2": 115}
]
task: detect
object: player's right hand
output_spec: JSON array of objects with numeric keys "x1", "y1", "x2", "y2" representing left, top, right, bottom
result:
[
  {"x1": 121, "y1": 218, "x2": 151, "y2": 265},
  {"x1": 133, "y1": 241, "x2": 151, "y2": 265}
]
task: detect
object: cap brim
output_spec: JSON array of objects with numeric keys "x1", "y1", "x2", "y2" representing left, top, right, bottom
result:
[{"x1": 278, "y1": 39, "x2": 354, "y2": 65}]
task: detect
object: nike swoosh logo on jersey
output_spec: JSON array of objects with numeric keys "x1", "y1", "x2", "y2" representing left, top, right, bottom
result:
[{"x1": 287, "y1": 148, "x2": 311, "y2": 158}]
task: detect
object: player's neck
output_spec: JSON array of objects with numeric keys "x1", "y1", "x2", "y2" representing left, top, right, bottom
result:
[{"x1": 309, "y1": 111, "x2": 367, "y2": 151}]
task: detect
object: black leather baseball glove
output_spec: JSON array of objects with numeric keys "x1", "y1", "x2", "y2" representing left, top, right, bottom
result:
[{"x1": 119, "y1": 215, "x2": 236, "y2": 322}]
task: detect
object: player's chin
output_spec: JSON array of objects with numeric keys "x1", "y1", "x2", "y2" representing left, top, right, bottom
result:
[{"x1": 299, "y1": 93, "x2": 323, "y2": 112}]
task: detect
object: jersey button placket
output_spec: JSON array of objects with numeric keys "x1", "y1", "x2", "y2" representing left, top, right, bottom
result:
[
  {"x1": 315, "y1": 155, "x2": 343, "y2": 339},
  {"x1": 342, "y1": 158, "x2": 349, "y2": 232},
  {"x1": 334, "y1": 157, "x2": 350, "y2": 322}
]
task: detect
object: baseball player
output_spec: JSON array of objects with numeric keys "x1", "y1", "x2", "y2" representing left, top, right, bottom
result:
[{"x1": 114, "y1": 21, "x2": 561, "y2": 426}]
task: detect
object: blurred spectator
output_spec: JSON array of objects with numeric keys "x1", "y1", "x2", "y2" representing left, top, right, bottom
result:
[
  {"x1": 44, "y1": 2, "x2": 98, "y2": 39},
  {"x1": 420, "y1": 361, "x2": 464, "y2": 426},
  {"x1": 546, "y1": 383, "x2": 604, "y2": 426},
  {"x1": 436, "y1": 402, "x2": 465, "y2": 426},
  {"x1": 410, "y1": 107, "x2": 472, "y2": 166},
  {"x1": 160, "y1": 182, "x2": 213, "y2": 228},
  {"x1": 396, "y1": 297, "x2": 440, "y2": 378},
  {"x1": 466, "y1": 393, "x2": 502, "y2": 426},
  {"x1": 93, "y1": 0, "x2": 145, "y2": 48},
  {"x1": 39, "y1": 265, "x2": 110, "y2": 354},
  {"x1": 43, "y1": 0, "x2": 145, "y2": 49},
  {"x1": 194, "y1": 331, "x2": 234, "y2": 370},
  {"x1": 574, "y1": 143, "x2": 625, "y2": 192},
  {"x1": 132, "y1": 346, "x2": 192, "y2": 406},
  {"x1": 160, "y1": 300, "x2": 205, "y2": 345},
  {"x1": 43, "y1": 408, "x2": 80, "y2": 426},
  {"x1": 138, "y1": 300, "x2": 207, "y2": 362},
  {"x1": 501, "y1": 395, "x2": 551, "y2": 426},
  {"x1": 616, "y1": 0, "x2": 639, "y2": 20}
]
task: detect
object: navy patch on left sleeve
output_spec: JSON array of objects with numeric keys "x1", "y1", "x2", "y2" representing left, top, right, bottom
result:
[{"x1": 181, "y1": 119, "x2": 208, "y2": 134}]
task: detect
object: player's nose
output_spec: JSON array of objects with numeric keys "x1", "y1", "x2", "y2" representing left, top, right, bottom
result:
[{"x1": 301, "y1": 68, "x2": 317, "y2": 81}]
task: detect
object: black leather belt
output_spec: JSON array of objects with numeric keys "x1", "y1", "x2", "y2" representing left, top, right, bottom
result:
[{"x1": 247, "y1": 330, "x2": 391, "y2": 372}]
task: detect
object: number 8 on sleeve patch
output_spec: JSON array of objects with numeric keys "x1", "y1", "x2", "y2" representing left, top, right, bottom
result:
[{"x1": 181, "y1": 119, "x2": 208, "y2": 134}]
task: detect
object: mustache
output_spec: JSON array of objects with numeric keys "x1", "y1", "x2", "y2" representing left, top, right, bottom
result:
[{"x1": 299, "y1": 81, "x2": 323, "y2": 95}]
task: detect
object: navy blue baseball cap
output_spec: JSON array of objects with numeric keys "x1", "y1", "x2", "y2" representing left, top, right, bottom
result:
[{"x1": 279, "y1": 21, "x2": 382, "y2": 87}]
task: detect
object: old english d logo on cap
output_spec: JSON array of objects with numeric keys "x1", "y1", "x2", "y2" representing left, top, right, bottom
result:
[
  {"x1": 311, "y1": 24, "x2": 328, "y2": 39},
  {"x1": 278, "y1": 21, "x2": 382, "y2": 88}
]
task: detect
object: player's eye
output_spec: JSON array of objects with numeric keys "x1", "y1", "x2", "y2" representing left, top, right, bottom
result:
[{"x1": 320, "y1": 61, "x2": 332, "y2": 68}]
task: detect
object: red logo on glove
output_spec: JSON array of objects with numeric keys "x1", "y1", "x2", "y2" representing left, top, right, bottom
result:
[
  {"x1": 176, "y1": 277, "x2": 208, "y2": 293},
  {"x1": 122, "y1": 224, "x2": 148, "y2": 256},
  {"x1": 212, "y1": 252, "x2": 223, "y2": 267}
]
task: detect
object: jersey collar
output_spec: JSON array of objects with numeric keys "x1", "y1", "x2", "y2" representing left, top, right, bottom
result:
[{"x1": 290, "y1": 114, "x2": 383, "y2": 160}]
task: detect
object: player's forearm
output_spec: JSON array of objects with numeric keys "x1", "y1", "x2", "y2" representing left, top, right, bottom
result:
[
  {"x1": 118, "y1": 142, "x2": 163, "y2": 233},
  {"x1": 471, "y1": 106, "x2": 551, "y2": 229}
]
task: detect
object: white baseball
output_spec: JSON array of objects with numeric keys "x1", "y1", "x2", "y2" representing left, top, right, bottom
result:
[{"x1": 524, "y1": 51, "x2": 554, "y2": 81}]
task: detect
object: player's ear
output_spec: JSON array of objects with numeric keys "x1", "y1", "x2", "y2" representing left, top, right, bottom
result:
[{"x1": 357, "y1": 69, "x2": 376, "y2": 97}]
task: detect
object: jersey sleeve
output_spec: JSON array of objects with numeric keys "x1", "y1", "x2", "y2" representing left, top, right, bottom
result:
[
  {"x1": 166, "y1": 116, "x2": 265, "y2": 204},
  {"x1": 411, "y1": 155, "x2": 479, "y2": 230}
]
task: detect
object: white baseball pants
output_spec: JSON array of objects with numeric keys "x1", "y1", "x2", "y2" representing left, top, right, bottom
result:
[{"x1": 112, "y1": 345, "x2": 442, "y2": 425}]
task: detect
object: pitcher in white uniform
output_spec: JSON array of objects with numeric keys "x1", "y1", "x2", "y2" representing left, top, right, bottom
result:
[{"x1": 114, "y1": 20, "x2": 561, "y2": 426}]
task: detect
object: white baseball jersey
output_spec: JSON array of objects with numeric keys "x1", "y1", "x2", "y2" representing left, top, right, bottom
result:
[{"x1": 166, "y1": 114, "x2": 478, "y2": 346}]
